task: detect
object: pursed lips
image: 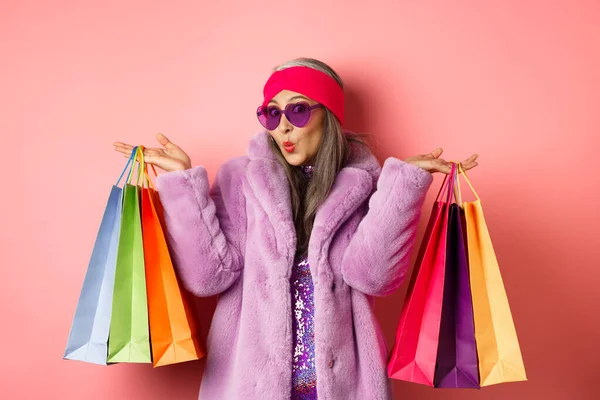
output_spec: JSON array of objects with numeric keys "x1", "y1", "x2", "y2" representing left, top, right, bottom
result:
[{"x1": 283, "y1": 142, "x2": 295, "y2": 152}]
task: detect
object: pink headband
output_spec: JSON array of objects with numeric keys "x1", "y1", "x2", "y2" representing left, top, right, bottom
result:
[{"x1": 262, "y1": 66, "x2": 345, "y2": 125}]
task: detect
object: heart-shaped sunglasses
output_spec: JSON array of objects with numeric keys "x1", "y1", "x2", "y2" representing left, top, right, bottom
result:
[{"x1": 257, "y1": 101, "x2": 323, "y2": 131}]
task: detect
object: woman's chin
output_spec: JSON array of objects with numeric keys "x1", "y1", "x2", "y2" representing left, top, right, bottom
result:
[{"x1": 283, "y1": 153, "x2": 306, "y2": 167}]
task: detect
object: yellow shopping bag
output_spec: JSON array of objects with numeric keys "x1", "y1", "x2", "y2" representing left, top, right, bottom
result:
[{"x1": 457, "y1": 163, "x2": 527, "y2": 386}]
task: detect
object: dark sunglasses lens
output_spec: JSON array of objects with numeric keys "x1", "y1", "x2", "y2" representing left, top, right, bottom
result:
[
  {"x1": 257, "y1": 106, "x2": 269, "y2": 128},
  {"x1": 286, "y1": 102, "x2": 311, "y2": 127},
  {"x1": 257, "y1": 106, "x2": 282, "y2": 130},
  {"x1": 266, "y1": 106, "x2": 282, "y2": 130}
]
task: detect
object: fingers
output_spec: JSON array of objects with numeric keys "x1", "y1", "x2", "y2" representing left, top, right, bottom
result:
[
  {"x1": 140, "y1": 148, "x2": 166, "y2": 163},
  {"x1": 461, "y1": 154, "x2": 478, "y2": 165},
  {"x1": 114, "y1": 148, "x2": 131, "y2": 157},
  {"x1": 465, "y1": 153, "x2": 479, "y2": 162},
  {"x1": 113, "y1": 142, "x2": 136, "y2": 158},
  {"x1": 461, "y1": 161, "x2": 478, "y2": 171},
  {"x1": 426, "y1": 148, "x2": 443, "y2": 159},
  {"x1": 422, "y1": 152, "x2": 479, "y2": 174},
  {"x1": 432, "y1": 158, "x2": 452, "y2": 174},
  {"x1": 113, "y1": 142, "x2": 165, "y2": 159},
  {"x1": 156, "y1": 133, "x2": 177, "y2": 149},
  {"x1": 113, "y1": 143, "x2": 177, "y2": 170},
  {"x1": 113, "y1": 142, "x2": 134, "y2": 151},
  {"x1": 143, "y1": 152, "x2": 164, "y2": 165},
  {"x1": 458, "y1": 154, "x2": 479, "y2": 172}
]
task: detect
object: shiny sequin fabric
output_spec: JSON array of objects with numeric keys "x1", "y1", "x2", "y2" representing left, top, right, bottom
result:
[{"x1": 291, "y1": 164, "x2": 318, "y2": 399}]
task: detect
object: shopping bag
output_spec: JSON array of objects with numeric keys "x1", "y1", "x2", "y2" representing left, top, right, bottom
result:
[
  {"x1": 387, "y1": 164, "x2": 456, "y2": 386},
  {"x1": 433, "y1": 166, "x2": 479, "y2": 388},
  {"x1": 107, "y1": 147, "x2": 151, "y2": 363},
  {"x1": 457, "y1": 163, "x2": 527, "y2": 386},
  {"x1": 138, "y1": 152, "x2": 206, "y2": 367},
  {"x1": 63, "y1": 149, "x2": 136, "y2": 365}
]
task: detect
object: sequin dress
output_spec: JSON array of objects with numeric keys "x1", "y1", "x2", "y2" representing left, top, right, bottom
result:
[{"x1": 291, "y1": 164, "x2": 318, "y2": 399}]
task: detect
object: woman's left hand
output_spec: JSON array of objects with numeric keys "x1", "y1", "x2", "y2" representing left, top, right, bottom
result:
[{"x1": 404, "y1": 148, "x2": 478, "y2": 174}]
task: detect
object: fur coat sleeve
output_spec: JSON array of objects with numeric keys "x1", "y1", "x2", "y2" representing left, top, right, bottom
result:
[
  {"x1": 341, "y1": 157, "x2": 433, "y2": 296},
  {"x1": 155, "y1": 156, "x2": 249, "y2": 297}
]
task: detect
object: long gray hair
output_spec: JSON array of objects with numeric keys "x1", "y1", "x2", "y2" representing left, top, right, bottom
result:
[{"x1": 268, "y1": 57, "x2": 372, "y2": 257}]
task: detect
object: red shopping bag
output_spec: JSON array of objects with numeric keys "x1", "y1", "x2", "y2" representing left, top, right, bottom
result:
[{"x1": 388, "y1": 164, "x2": 456, "y2": 386}]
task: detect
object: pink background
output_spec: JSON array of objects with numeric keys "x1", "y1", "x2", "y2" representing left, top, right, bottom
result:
[{"x1": 2, "y1": 0, "x2": 598, "y2": 399}]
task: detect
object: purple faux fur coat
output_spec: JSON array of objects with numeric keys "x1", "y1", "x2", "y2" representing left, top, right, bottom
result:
[{"x1": 155, "y1": 130, "x2": 433, "y2": 400}]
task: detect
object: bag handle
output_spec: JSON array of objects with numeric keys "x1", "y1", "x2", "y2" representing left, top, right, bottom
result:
[
  {"x1": 114, "y1": 145, "x2": 159, "y2": 188},
  {"x1": 116, "y1": 146, "x2": 138, "y2": 187},
  {"x1": 450, "y1": 161, "x2": 462, "y2": 205},
  {"x1": 141, "y1": 148, "x2": 159, "y2": 190},
  {"x1": 125, "y1": 146, "x2": 145, "y2": 186},
  {"x1": 456, "y1": 162, "x2": 480, "y2": 206},
  {"x1": 434, "y1": 162, "x2": 457, "y2": 204}
]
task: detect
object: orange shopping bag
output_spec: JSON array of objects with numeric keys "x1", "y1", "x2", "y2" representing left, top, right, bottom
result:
[
  {"x1": 138, "y1": 148, "x2": 206, "y2": 367},
  {"x1": 457, "y1": 163, "x2": 527, "y2": 386}
]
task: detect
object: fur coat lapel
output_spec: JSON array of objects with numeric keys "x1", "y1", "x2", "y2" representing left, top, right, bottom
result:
[{"x1": 245, "y1": 130, "x2": 381, "y2": 282}]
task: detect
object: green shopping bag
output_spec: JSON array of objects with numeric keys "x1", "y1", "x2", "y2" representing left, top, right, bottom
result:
[{"x1": 107, "y1": 146, "x2": 151, "y2": 363}]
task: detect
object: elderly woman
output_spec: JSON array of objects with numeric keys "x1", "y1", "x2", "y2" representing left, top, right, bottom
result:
[{"x1": 114, "y1": 57, "x2": 478, "y2": 400}]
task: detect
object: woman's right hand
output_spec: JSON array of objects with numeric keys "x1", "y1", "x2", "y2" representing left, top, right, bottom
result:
[{"x1": 113, "y1": 133, "x2": 192, "y2": 172}]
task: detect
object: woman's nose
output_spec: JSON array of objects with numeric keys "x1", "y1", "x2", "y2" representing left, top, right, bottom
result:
[{"x1": 278, "y1": 113, "x2": 293, "y2": 133}]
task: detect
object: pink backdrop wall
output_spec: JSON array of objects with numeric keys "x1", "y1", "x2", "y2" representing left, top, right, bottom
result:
[{"x1": 2, "y1": 0, "x2": 598, "y2": 399}]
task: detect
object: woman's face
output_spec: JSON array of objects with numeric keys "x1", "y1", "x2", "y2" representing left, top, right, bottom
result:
[{"x1": 266, "y1": 90, "x2": 325, "y2": 166}]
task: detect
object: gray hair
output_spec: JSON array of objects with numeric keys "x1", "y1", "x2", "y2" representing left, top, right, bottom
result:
[{"x1": 267, "y1": 57, "x2": 371, "y2": 257}]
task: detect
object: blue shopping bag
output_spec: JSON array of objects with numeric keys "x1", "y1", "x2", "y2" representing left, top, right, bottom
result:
[{"x1": 63, "y1": 148, "x2": 138, "y2": 365}]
